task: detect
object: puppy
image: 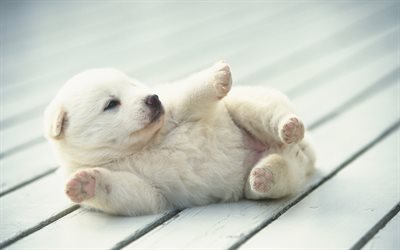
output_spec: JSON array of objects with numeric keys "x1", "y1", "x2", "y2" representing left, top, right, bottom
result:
[{"x1": 44, "y1": 61, "x2": 316, "y2": 216}]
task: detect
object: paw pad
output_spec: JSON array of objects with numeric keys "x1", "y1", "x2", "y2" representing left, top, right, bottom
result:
[
  {"x1": 250, "y1": 167, "x2": 274, "y2": 193},
  {"x1": 280, "y1": 117, "x2": 304, "y2": 144},
  {"x1": 65, "y1": 170, "x2": 96, "y2": 203}
]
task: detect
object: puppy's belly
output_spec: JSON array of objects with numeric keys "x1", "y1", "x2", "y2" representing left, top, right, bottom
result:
[
  {"x1": 137, "y1": 120, "x2": 252, "y2": 207},
  {"x1": 129, "y1": 111, "x2": 267, "y2": 208},
  {"x1": 242, "y1": 130, "x2": 269, "y2": 168}
]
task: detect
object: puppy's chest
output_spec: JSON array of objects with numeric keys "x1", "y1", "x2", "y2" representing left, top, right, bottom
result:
[
  {"x1": 162, "y1": 121, "x2": 246, "y2": 166},
  {"x1": 129, "y1": 117, "x2": 250, "y2": 176}
]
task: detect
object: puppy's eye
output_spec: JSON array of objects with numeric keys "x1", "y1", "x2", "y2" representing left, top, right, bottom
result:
[{"x1": 104, "y1": 99, "x2": 120, "y2": 111}]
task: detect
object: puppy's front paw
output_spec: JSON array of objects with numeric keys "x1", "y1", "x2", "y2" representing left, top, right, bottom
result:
[
  {"x1": 65, "y1": 170, "x2": 97, "y2": 203},
  {"x1": 279, "y1": 116, "x2": 304, "y2": 144},
  {"x1": 212, "y1": 61, "x2": 232, "y2": 98}
]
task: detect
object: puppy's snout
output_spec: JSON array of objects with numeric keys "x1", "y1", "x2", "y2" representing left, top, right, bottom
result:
[{"x1": 145, "y1": 95, "x2": 161, "y2": 108}]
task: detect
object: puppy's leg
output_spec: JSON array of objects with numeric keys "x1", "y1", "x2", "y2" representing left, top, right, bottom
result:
[
  {"x1": 224, "y1": 86, "x2": 304, "y2": 145},
  {"x1": 167, "y1": 61, "x2": 232, "y2": 120},
  {"x1": 65, "y1": 167, "x2": 168, "y2": 216},
  {"x1": 244, "y1": 143, "x2": 315, "y2": 200},
  {"x1": 184, "y1": 60, "x2": 232, "y2": 99},
  {"x1": 245, "y1": 154, "x2": 292, "y2": 200}
]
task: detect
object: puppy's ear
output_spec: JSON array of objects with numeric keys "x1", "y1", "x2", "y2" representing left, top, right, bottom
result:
[{"x1": 44, "y1": 102, "x2": 67, "y2": 140}]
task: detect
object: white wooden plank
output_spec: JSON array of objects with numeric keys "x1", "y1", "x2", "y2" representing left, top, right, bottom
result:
[
  {"x1": 0, "y1": 4, "x2": 269, "y2": 123},
  {"x1": 134, "y1": 1, "x2": 383, "y2": 83},
  {"x1": 271, "y1": 27, "x2": 398, "y2": 94},
  {"x1": 0, "y1": 2, "x2": 114, "y2": 43},
  {"x1": 0, "y1": 3, "x2": 296, "y2": 154},
  {"x1": 240, "y1": 130, "x2": 400, "y2": 249},
  {"x1": 1, "y1": 1, "x2": 379, "y2": 122},
  {"x1": 2, "y1": 1, "x2": 393, "y2": 123},
  {"x1": 230, "y1": 2, "x2": 391, "y2": 85},
  {"x1": 0, "y1": 2, "x2": 309, "y2": 130},
  {"x1": 3, "y1": 5, "x2": 190, "y2": 74},
  {"x1": 1, "y1": 3, "x2": 162, "y2": 54},
  {"x1": 122, "y1": 82, "x2": 399, "y2": 249},
  {"x1": 1, "y1": 2, "x2": 259, "y2": 95},
  {"x1": 0, "y1": 116, "x2": 43, "y2": 156},
  {"x1": 362, "y1": 213, "x2": 400, "y2": 250},
  {"x1": 311, "y1": 86, "x2": 399, "y2": 176},
  {"x1": 0, "y1": 4, "x2": 203, "y2": 92},
  {"x1": 134, "y1": 2, "x2": 343, "y2": 80},
  {"x1": 240, "y1": 2, "x2": 399, "y2": 86},
  {"x1": 0, "y1": 142, "x2": 58, "y2": 195},
  {"x1": 296, "y1": 52, "x2": 399, "y2": 126},
  {"x1": 0, "y1": 174, "x2": 71, "y2": 243},
  {"x1": 6, "y1": 209, "x2": 170, "y2": 250},
  {"x1": 0, "y1": 3, "x2": 214, "y2": 89},
  {"x1": 0, "y1": 0, "x2": 386, "y2": 140}
]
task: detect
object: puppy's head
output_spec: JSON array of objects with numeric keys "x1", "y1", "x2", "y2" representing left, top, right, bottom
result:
[{"x1": 44, "y1": 68, "x2": 164, "y2": 163}]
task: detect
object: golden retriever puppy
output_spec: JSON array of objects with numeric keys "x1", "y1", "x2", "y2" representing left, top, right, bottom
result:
[{"x1": 44, "y1": 61, "x2": 315, "y2": 216}]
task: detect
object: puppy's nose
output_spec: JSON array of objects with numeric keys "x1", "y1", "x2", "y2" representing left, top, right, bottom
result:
[{"x1": 145, "y1": 94, "x2": 161, "y2": 108}]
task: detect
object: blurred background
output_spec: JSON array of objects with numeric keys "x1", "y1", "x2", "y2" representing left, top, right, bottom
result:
[{"x1": 0, "y1": 0, "x2": 399, "y2": 199}]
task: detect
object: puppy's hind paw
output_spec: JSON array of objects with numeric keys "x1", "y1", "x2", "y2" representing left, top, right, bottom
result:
[
  {"x1": 65, "y1": 170, "x2": 97, "y2": 203},
  {"x1": 212, "y1": 61, "x2": 232, "y2": 98},
  {"x1": 279, "y1": 116, "x2": 304, "y2": 144},
  {"x1": 250, "y1": 167, "x2": 274, "y2": 193}
]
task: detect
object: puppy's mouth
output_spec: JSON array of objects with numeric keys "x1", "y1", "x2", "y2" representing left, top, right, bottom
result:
[{"x1": 150, "y1": 105, "x2": 165, "y2": 123}]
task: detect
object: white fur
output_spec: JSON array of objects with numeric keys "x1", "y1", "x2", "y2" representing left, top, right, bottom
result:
[{"x1": 44, "y1": 61, "x2": 316, "y2": 216}]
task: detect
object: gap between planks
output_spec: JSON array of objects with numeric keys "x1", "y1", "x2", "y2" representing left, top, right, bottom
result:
[
  {"x1": 0, "y1": 205, "x2": 79, "y2": 249},
  {"x1": 109, "y1": 210, "x2": 181, "y2": 250},
  {"x1": 351, "y1": 202, "x2": 400, "y2": 250},
  {"x1": 0, "y1": 137, "x2": 44, "y2": 160},
  {"x1": 0, "y1": 167, "x2": 57, "y2": 198},
  {"x1": 309, "y1": 67, "x2": 399, "y2": 130}
]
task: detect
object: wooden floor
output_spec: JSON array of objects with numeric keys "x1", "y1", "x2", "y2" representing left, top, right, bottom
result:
[{"x1": 1, "y1": 1, "x2": 399, "y2": 249}]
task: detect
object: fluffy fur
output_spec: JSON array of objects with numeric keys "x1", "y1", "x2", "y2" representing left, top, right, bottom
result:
[{"x1": 44, "y1": 61, "x2": 316, "y2": 216}]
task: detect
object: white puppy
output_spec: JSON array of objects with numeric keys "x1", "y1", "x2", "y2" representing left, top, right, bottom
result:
[{"x1": 44, "y1": 61, "x2": 315, "y2": 216}]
